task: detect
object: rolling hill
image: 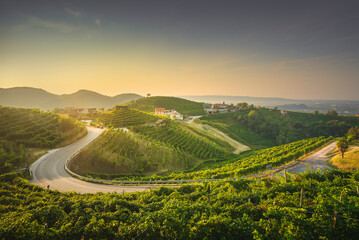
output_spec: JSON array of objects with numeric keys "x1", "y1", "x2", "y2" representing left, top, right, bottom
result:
[
  {"x1": 126, "y1": 96, "x2": 205, "y2": 115},
  {"x1": 0, "y1": 87, "x2": 142, "y2": 110},
  {"x1": 0, "y1": 106, "x2": 86, "y2": 173}
]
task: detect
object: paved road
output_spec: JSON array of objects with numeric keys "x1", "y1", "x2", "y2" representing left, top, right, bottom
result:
[
  {"x1": 31, "y1": 126, "x2": 337, "y2": 193},
  {"x1": 284, "y1": 141, "x2": 335, "y2": 174},
  {"x1": 30, "y1": 127, "x2": 155, "y2": 194}
]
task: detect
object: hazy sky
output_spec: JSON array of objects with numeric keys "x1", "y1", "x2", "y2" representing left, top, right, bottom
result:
[{"x1": 1, "y1": 0, "x2": 359, "y2": 100}]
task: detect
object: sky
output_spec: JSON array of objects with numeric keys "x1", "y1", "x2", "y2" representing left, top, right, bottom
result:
[{"x1": 1, "y1": 0, "x2": 359, "y2": 100}]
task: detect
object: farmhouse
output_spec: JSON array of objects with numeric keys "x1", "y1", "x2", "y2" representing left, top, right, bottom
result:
[
  {"x1": 206, "y1": 102, "x2": 229, "y2": 113},
  {"x1": 116, "y1": 105, "x2": 128, "y2": 110},
  {"x1": 211, "y1": 103, "x2": 229, "y2": 110},
  {"x1": 155, "y1": 108, "x2": 183, "y2": 120},
  {"x1": 281, "y1": 110, "x2": 288, "y2": 116}
]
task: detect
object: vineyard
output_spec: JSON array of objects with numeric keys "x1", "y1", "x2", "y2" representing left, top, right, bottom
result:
[
  {"x1": 166, "y1": 136, "x2": 333, "y2": 180},
  {"x1": 98, "y1": 108, "x2": 161, "y2": 128},
  {"x1": 130, "y1": 122, "x2": 230, "y2": 160},
  {"x1": 81, "y1": 136, "x2": 333, "y2": 181},
  {"x1": 0, "y1": 106, "x2": 86, "y2": 173},
  {"x1": 70, "y1": 128, "x2": 198, "y2": 177},
  {"x1": 1, "y1": 170, "x2": 359, "y2": 239}
]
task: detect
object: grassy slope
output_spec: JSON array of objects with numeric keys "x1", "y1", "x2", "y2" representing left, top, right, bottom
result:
[
  {"x1": 201, "y1": 112, "x2": 276, "y2": 149},
  {"x1": 330, "y1": 140, "x2": 359, "y2": 171},
  {"x1": 126, "y1": 96, "x2": 205, "y2": 115}
]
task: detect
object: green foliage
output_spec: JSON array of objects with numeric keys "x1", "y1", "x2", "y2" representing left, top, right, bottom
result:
[
  {"x1": 337, "y1": 138, "x2": 349, "y2": 158},
  {"x1": 201, "y1": 108, "x2": 359, "y2": 147},
  {"x1": 1, "y1": 170, "x2": 359, "y2": 239},
  {"x1": 127, "y1": 96, "x2": 205, "y2": 115},
  {"x1": 347, "y1": 126, "x2": 359, "y2": 142},
  {"x1": 99, "y1": 108, "x2": 161, "y2": 128},
  {"x1": 163, "y1": 136, "x2": 333, "y2": 180},
  {"x1": 0, "y1": 106, "x2": 83, "y2": 148},
  {"x1": 0, "y1": 106, "x2": 85, "y2": 173}
]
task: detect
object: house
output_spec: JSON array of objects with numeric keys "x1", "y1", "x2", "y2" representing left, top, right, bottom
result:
[
  {"x1": 281, "y1": 110, "x2": 288, "y2": 116},
  {"x1": 155, "y1": 108, "x2": 165, "y2": 115},
  {"x1": 156, "y1": 119, "x2": 166, "y2": 126},
  {"x1": 116, "y1": 105, "x2": 128, "y2": 110},
  {"x1": 211, "y1": 103, "x2": 229, "y2": 109},
  {"x1": 170, "y1": 111, "x2": 183, "y2": 120},
  {"x1": 87, "y1": 108, "x2": 97, "y2": 113},
  {"x1": 155, "y1": 108, "x2": 183, "y2": 120},
  {"x1": 210, "y1": 103, "x2": 229, "y2": 113}
]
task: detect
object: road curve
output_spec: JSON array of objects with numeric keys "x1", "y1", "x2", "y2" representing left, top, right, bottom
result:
[
  {"x1": 284, "y1": 141, "x2": 335, "y2": 174},
  {"x1": 30, "y1": 127, "x2": 155, "y2": 193},
  {"x1": 30, "y1": 126, "x2": 337, "y2": 193}
]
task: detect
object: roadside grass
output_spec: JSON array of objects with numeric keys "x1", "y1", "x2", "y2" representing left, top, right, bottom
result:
[
  {"x1": 201, "y1": 120, "x2": 275, "y2": 149},
  {"x1": 180, "y1": 122, "x2": 236, "y2": 153},
  {"x1": 330, "y1": 148, "x2": 359, "y2": 171},
  {"x1": 56, "y1": 126, "x2": 88, "y2": 148}
]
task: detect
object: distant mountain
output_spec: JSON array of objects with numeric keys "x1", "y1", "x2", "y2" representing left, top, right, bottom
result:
[
  {"x1": 0, "y1": 87, "x2": 142, "y2": 110},
  {"x1": 180, "y1": 95, "x2": 359, "y2": 116}
]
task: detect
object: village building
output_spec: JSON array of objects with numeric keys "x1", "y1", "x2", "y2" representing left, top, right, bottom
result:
[
  {"x1": 155, "y1": 108, "x2": 165, "y2": 115},
  {"x1": 205, "y1": 102, "x2": 229, "y2": 113},
  {"x1": 281, "y1": 110, "x2": 288, "y2": 116},
  {"x1": 155, "y1": 108, "x2": 183, "y2": 120},
  {"x1": 116, "y1": 105, "x2": 128, "y2": 111}
]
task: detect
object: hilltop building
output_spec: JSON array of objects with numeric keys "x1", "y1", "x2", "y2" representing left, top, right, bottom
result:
[
  {"x1": 115, "y1": 105, "x2": 128, "y2": 111},
  {"x1": 205, "y1": 102, "x2": 229, "y2": 114},
  {"x1": 155, "y1": 108, "x2": 183, "y2": 120},
  {"x1": 281, "y1": 110, "x2": 288, "y2": 116},
  {"x1": 64, "y1": 107, "x2": 97, "y2": 114}
]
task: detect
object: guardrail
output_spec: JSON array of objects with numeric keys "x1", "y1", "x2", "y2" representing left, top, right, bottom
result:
[{"x1": 64, "y1": 139, "x2": 334, "y2": 185}]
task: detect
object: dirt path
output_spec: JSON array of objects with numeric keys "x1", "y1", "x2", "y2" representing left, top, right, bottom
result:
[{"x1": 186, "y1": 117, "x2": 250, "y2": 154}]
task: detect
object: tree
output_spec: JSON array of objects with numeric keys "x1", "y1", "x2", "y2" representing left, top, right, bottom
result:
[
  {"x1": 327, "y1": 110, "x2": 338, "y2": 117},
  {"x1": 314, "y1": 110, "x2": 319, "y2": 115},
  {"x1": 347, "y1": 126, "x2": 359, "y2": 140},
  {"x1": 337, "y1": 138, "x2": 349, "y2": 158}
]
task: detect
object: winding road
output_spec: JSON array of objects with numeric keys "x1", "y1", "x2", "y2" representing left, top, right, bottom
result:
[
  {"x1": 30, "y1": 126, "x2": 336, "y2": 194},
  {"x1": 30, "y1": 127, "x2": 155, "y2": 193}
]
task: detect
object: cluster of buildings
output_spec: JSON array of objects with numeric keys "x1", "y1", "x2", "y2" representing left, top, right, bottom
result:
[
  {"x1": 64, "y1": 107, "x2": 103, "y2": 114},
  {"x1": 205, "y1": 102, "x2": 234, "y2": 114},
  {"x1": 155, "y1": 108, "x2": 183, "y2": 120},
  {"x1": 56, "y1": 107, "x2": 104, "y2": 118}
]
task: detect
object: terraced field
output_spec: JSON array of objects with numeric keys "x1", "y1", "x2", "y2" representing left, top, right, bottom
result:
[{"x1": 99, "y1": 108, "x2": 161, "y2": 127}]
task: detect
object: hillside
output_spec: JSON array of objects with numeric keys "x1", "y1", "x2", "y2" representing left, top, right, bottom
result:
[
  {"x1": 0, "y1": 106, "x2": 86, "y2": 173},
  {"x1": 72, "y1": 113, "x2": 233, "y2": 178},
  {"x1": 0, "y1": 87, "x2": 142, "y2": 110},
  {"x1": 1, "y1": 170, "x2": 359, "y2": 239},
  {"x1": 201, "y1": 108, "x2": 359, "y2": 148},
  {"x1": 70, "y1": 128, "x2": 200, "y2": 177},
  {"x1": 126, "y1": 96, "x2": 205, "y2": 115},
  {"x1": 98, "y1": 108, "x2": 162, "y2": 127}
]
